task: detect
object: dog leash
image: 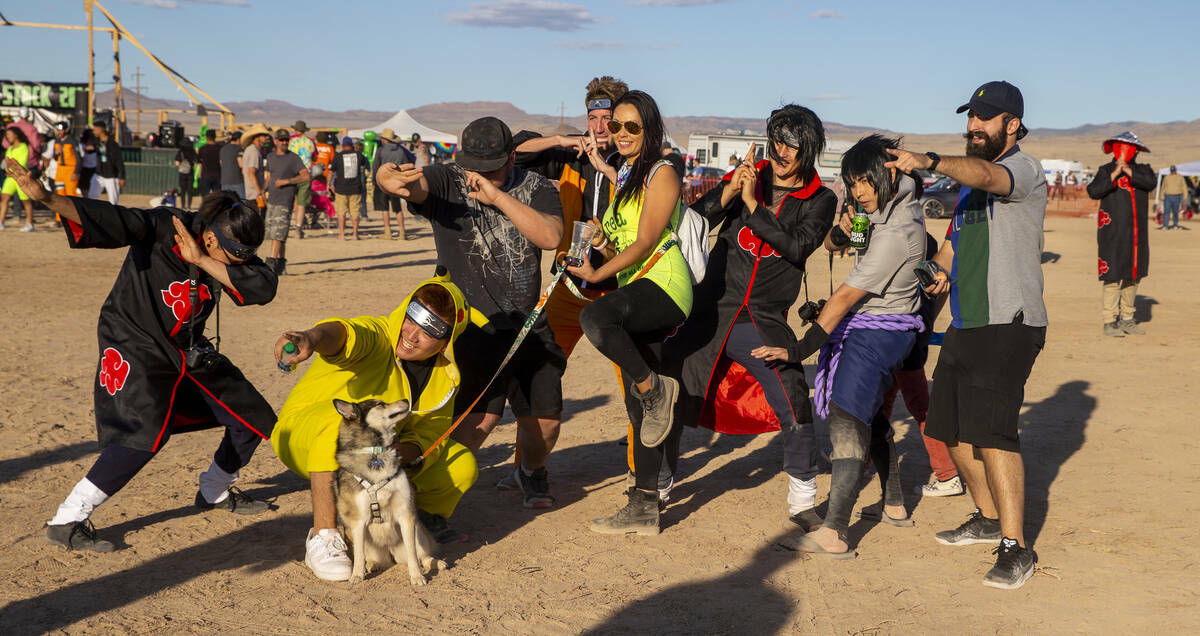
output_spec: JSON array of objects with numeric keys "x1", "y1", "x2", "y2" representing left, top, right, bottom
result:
[{"x1": 560, "y1": 238, "x2": 676, "y2": 302}]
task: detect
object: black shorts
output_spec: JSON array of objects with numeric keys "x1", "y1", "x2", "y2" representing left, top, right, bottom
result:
[
  {"x1": 453, "y1": 325, "x2": 566, "y2": 419},
  {"x1": 925, "y1": 317, "x2": 1045, "y2": 452},
  {"x1": 373, "y1": 189, "x2": 404, "y2": 213}
]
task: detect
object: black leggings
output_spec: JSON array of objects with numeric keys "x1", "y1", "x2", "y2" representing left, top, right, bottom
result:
[
  {"x1": 178, "y1": 172, "x2": 195, "y2": 209},
  {"x1": 579, "y1": 278, "x2": 685, "y2": 385},
  {"x1": 580, "y1": 278, "x2": 686, "y2": 492}
]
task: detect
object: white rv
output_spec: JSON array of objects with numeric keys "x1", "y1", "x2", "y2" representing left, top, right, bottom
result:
[{"x1": 686, "y1": 132, "x2": 852, "y2": 183}]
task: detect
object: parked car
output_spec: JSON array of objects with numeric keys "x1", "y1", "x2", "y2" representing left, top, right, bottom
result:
[{"x1": 918, "y1": 177, "x2": 961, "y2": 218}]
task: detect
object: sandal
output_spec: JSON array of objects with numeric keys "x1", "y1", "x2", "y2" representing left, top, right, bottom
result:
[
  {"x1": 856, "y1": 505, "x2": 915, "y2": 527},
  {"x1": 779, "y1": 534, "x2": 856, "y2": 560}
]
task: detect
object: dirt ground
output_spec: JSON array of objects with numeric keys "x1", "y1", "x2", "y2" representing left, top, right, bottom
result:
[{"x1": 0, "y1": 197, "x2": 1197, "y2": 634}]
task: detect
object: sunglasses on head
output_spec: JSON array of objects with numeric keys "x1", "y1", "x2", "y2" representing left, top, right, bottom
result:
[{"x1": 606, "y1": 120, "x2": 642, "y2": 135}]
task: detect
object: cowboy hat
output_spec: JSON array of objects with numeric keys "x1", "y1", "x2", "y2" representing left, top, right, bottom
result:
[
  {"x1": 380, "y1": 128, "x2": 399, "y2": 142},
  {"x1": 292, "y1": 120, "x2": 309, "y2": 133},
  {"x1": 240, "y1": 124, "x2": 272, "y2": 147}
]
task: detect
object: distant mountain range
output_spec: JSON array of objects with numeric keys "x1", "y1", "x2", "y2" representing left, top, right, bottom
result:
[{"x1": 97, "y1": 90, "x2": 1200, "y2": 168}]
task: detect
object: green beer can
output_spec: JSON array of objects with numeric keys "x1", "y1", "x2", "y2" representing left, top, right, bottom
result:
[{"x1": 849, "y1": 209, "x2": 870, "y2": 249}]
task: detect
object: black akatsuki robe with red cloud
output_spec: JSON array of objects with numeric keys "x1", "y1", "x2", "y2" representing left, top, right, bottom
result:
[{"x1": 63, "y1": 198, "x2": 278, "y2": 452}]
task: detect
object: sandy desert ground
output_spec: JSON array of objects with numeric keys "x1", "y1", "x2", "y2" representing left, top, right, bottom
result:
[{"x1": 0, "y1": 196, "x2": 1197, "y2": 634}]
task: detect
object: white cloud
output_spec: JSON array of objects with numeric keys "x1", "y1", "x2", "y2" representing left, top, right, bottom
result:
[
  {"x1": 627, "y1": 0, "x2": 727, "y2": 6},
  {"x1": 121, "y1": 0, "x2": 179, "y2": 8},
  {"x1": 446, "y1": 0, "x2": 600, "y2": 31},
  {"x1": 121, "y1": 0, "x2": 252, "y2": 8},
  {"x1": 550, "y1": 40, "x2": 681, "y2": 50},
  {"x1": 810, "y1": 8, "x2": 844, "y2": 19}
]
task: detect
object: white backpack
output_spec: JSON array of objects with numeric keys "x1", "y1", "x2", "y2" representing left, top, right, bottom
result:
[{"x1": 671, "y1": 202, "x2": 709, "y2": 284}]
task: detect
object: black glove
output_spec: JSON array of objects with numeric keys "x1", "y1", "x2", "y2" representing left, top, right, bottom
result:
[
  {"x1": 785, "y1": 323, "x2": 830, "y2": 363},
  {"x1": 829, "y1": 225, "x2": 850, "y2": 248}
]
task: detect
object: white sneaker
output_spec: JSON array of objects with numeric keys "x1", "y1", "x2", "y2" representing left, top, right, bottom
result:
[
  {"x1": 916, "y1": 475, "x2": 964, "y2": 497},
  {"x1": 305, "y1": 528, "x2": 352, "y2": 581},
  {"x1": 20, "y1": 223, "x2": 34, "y2": 232}
]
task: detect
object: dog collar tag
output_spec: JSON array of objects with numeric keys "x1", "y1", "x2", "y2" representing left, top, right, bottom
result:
[{"x1": 368, "y1": 456, "x2": 384, "y2": 470}]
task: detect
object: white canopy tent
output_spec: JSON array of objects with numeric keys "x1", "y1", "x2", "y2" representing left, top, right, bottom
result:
[
  {"x1": 1155, "y1": 160, "x2": 1200, "y2": 204},
  {"x1": 347, "y1": 110, "x2": 457, "y2": 145}
]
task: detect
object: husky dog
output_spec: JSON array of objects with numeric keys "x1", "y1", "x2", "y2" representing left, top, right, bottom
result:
[{"x1": 332, "y1": 398, "x2": 445, "y2": 585}]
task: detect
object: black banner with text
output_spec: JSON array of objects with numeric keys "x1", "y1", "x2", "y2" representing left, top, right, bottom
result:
[{"x1": 0, "y1": 81, "x2": 89, "y2": 112}]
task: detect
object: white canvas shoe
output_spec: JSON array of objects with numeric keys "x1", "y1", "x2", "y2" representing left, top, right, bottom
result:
[{"x1": 305, "y1": 528, "x2": 352, "y2": 581}]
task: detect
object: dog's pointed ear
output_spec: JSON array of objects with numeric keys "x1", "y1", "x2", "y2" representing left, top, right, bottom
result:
[{"x1": 332, "y1": 399, "x2": 359, "y2": 421}]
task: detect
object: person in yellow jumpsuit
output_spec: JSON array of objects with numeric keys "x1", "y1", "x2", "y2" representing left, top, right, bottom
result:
[
  {"x1": 51, "y1": 122, "x2": 81, "y2": 197},
  {"x1": 270, "y1": 270, "x2": 486, "y2": 581}
]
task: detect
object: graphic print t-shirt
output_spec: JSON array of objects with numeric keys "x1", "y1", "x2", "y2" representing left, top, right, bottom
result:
[
  {"x1": 332, "y1": 151, "x2": 365, "y2": 195},
  {"x1": 412, "y1": 164, "x2": 562, "y2": 330}
]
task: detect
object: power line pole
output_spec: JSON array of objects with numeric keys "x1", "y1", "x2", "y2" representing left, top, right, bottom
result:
[{"x1": 133, "y1": 66, "x2": 144, "y2": 136}]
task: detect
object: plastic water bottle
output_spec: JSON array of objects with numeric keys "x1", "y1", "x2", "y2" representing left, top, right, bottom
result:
[{"x1": 278, "y1": 341, "x2": 298, "y2": 374}]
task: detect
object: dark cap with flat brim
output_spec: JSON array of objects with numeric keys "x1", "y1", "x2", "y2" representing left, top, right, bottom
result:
[
  {"x1": 957, "y1": 80, "x2": 1024, "y2": 120},
  {"x1": 456, "y1": 117, "x2": 513, "y2": 173}
]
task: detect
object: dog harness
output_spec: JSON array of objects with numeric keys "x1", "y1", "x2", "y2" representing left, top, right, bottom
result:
[{"x1": 347, "y1": 446, "x2": 403, "y2": 524}]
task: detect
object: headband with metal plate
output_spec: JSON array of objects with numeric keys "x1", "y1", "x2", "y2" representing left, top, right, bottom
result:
[
  {"x1": 405, "y1": 298, "x2": 450, "y2": 340},
  {"x1": 586, "y1": 98, "x2": 612, "y2": 111}
]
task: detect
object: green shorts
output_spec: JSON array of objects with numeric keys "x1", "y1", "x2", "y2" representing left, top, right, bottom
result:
[{"x1": 296, "y1": 181, "x2": 312, "y2": 208}]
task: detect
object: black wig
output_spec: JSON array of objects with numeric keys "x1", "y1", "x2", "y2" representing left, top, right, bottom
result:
[
  {"x1": 197, "y1": 190, "x2": 265, "y2": 247},
  {"x1": 840, "y1": 134, "x2": 919, "y2": 208},
  {"x1": 766, "y1": 105, "x2": 825, "y2": 178},
  {"x1": 611, "y1": 90, "x2": 666, "y2": 210}
]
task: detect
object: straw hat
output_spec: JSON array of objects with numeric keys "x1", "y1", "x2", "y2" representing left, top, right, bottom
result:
[
  {"x1": 240, "y1": 124, "x2": 272, "y2": 147},
  {"x1": 380, "y1": 128, "x2": 399, "y2": 142}
]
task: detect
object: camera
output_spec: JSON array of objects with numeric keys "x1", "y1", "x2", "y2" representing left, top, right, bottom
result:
[
  {"x1": 914, "y1": 260, "x2": 946, "y2": 290},
  {"x1": 185, "y1": 341, "x2": 230, "y2": 374},
  {"x1": 796, "y1": 299, "x2": 825, "y2": 324}
]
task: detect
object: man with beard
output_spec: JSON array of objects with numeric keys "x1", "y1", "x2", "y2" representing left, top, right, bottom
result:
[
  {"x1": 670, "y1": 105, "x2": 835, "y2": 532},
  {"x1": 1087, "y1": 132, "x2": 1154, "y2": 337},
  {"x1": 884, "y1": 81, "x2": 1048, "y2": 590}
]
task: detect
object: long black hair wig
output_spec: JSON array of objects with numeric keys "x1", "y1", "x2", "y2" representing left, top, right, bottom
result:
[
  {"x1": 766, "y1": 105, "x2": 824, "y2": 179},
  {"x1": 840, "y1": 134, "x2": 922, "y2": 206}
]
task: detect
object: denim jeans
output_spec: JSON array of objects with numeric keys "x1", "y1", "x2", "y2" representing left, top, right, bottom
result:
[{"x1": 1163, "y1": 195, "x2": 1181, "y2": 228}]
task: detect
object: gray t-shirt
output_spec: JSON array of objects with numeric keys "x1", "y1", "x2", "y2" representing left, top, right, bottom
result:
[
  {"x1": 219, "y1": 141, "x2": 242, "y2": 186},
  {"x1": 242, "y1": 143, "x2": 263, "y2": 199},
  {"x1": 845, "y1": 175, "x2": 927, "y2": 316},
  {"x1": 265, "y1": 150, "x2": 306, "y2": 208},
  {"x1": 947, "y1": 145, "x2": 1048, "y2": 328}
]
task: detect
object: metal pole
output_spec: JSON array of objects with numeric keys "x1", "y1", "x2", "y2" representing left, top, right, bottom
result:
[
  {"x1": 134, "y1": 66, "x2": 143, "y2": 137},
  {"x1": 112, "y1": 31, "x2": 123, "y2": 129},
  {"x1": 86, "y1": 0, "x2": 94, "y2": 126}
]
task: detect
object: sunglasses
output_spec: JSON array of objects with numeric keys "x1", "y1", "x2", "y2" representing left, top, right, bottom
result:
[{"x1": 606, "y1": 120, "x2": 642, "y2": 136}]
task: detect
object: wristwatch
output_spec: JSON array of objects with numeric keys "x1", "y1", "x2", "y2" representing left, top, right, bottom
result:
[{"x1": 925, "y1": 152, "x2": 941, "y2": 172}]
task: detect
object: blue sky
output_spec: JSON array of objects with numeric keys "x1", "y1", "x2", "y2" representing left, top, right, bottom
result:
[{"x1": 4, "y1": 0, "x2": 1196, "y2": 133}]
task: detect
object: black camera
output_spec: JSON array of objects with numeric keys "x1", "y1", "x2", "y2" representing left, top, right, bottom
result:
[
  {"x1": 185, "y1": 341, "x2": 230, "y2": 374},
  {"x1": 797, "y1": 299, "x2": 825, "y2": 324}
]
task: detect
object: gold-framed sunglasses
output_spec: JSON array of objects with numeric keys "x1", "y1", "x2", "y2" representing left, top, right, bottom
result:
[{"x1": 606, "y1": 120, "x2": 642, "y2": 135}]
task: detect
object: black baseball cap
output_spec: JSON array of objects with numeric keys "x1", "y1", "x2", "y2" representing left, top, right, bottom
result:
[
  {"x1": 456, "y1": 117, "x2": 512, "y2": 172},
  {"x1": 274, "y1": 128, "x2": 291, "y2": 141},
  {"x1": 957, "y1": 80, "x2": 1027, "y2": 138}
]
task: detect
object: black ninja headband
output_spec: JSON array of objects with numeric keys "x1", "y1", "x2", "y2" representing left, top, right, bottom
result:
[
  {"x1": 209, "y1": 202, "x2": 258, "y2": 261},
  {"x1": 406, "y1": 299, "x2": 451, "y2": 340}
]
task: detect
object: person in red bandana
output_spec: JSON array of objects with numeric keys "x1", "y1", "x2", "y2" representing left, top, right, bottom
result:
[
  {"x1": 4, "y1": 158, "x2": 279, "y2": 553},
  {"x1": 1087, "y1": 132, "x2": 1155, "y2": 337}
]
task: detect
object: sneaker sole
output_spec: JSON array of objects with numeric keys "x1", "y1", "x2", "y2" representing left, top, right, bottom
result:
[
  {"x1": 640, "y1": 376, "x2": 679, "y2": 448},
  {"x1": 935, "y1": 535, "x2": 1003, "y2": 546},
  {"x1": 524, "y1": 497, "x2": 554, "y2": 509},
  {"x1": 304, "y1": 557, "x2": 352, "y2": 582},
  {"x1": 919, "y1": 487, "x2": 965, "y2": 497},
  {"x1": 982, "y1": 565, "x2": 1035, "y2": 590}
]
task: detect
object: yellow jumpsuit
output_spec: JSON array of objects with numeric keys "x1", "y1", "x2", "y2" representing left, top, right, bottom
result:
[{"x1": 271, "y1": 274, "x2": 487, "y2": 518}]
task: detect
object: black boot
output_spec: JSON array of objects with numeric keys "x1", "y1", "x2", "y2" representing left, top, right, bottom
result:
[
  {"x1": 264, "y1": 257, "x2": 286, "y2": 276},
  {"x1": 589, "y1": 488, "x2": 660, "y2": 536}
]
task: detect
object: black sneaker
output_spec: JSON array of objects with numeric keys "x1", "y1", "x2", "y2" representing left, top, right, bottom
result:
[
  {"x1": 935, "y1": 509, "x2": 1002, "y2": 546},
  {"x1": 983, "y1": 537, "x2": 1037, "y2": 590},
  {"x1": 46, "y1": 520, "x2": 115, "y2": 552},
  {"x1": 514, "y1": 467, "x2": 555, "y2": 509},
  {"x1": 417, "y1": 509, "x2": 461, "y2": 544},
  {"x1": 195, "y1": 487, "x2": 269, "y2": 515},
  {"x1": 784, "y1": 508, "x2": 824, "y2": 534}
]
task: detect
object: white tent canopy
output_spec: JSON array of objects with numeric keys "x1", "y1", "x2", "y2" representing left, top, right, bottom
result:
[
  {"x1": 1154, "y1": 160, "x2": 1200, "y2": 204},
  {"x1": 347, "y1": 110, "x2": 457, "y2": 144}
]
